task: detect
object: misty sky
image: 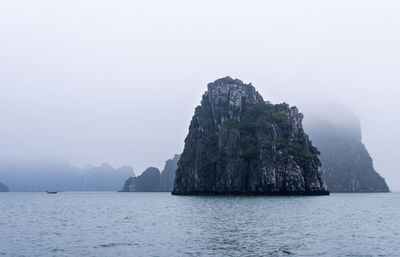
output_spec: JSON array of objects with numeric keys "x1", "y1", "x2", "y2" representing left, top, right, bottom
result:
[{"x1": 1, "y1": 0, "x2": 399, "y2": 190}]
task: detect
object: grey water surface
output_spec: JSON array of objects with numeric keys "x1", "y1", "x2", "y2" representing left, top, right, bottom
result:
[{"x1": 0, "y1": 192, "x2": 399, "y2": 256}]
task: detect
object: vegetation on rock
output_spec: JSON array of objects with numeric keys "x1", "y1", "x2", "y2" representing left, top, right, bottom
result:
[{"x1": 173, "y1": 77, "x2": 329, "y2": 195}]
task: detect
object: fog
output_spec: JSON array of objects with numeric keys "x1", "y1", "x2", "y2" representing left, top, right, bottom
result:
[{"x1": 0, "y1": 1, "x2": 399, "y2": 190}]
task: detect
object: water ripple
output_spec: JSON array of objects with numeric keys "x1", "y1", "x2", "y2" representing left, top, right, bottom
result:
[{"x1": 0, "y1": 192, "x2": 399, "y2": 256}]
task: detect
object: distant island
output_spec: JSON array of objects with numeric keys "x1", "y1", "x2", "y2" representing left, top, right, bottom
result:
[
  {"x1": 172, "y1": 77, "x2": 329, "y2": 195},
  {"x1": 0, "y1": 182, "x2": 9, "y2": 192},
  {"x1": 0, "y1": 160, "x2": 134, "y2": 192},
  {"x1": 122, "y1": 155, "x2": 180, "y2": 192},
  {"x1": 305, "y1": 106, "x2": 389, "y2": 192}
]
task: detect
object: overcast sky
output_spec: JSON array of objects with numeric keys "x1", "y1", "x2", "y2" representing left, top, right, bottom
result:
[{"x1": 0, "y1": 0, "x2": 399, "y2": 190}]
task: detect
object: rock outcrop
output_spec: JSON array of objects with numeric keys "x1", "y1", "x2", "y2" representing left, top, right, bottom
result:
[
  {"x1": 160, "y1": 154, "x2": 180, "y2": 191},
  {"x1": 0, "y1": 182, "x2": 9, "y2": 192},
  {"x1": 172, "y1": 77, "x2": 329, "y2": 195},
  {"x1": 122, "y1": 155, "x2": 180, "y2": 192},
  {"x1": 122, "y1": 167, "x2": 162, "y2": 192},
  {"x1": 305, "y1": 106, "x2": 389, "y2": 192}
]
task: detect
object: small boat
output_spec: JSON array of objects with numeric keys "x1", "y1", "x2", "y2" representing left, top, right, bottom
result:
[{"x1": 46, "y1": 191, "x2": 58, "y2": 194}]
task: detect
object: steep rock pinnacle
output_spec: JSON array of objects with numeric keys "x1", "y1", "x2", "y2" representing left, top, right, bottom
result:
[{"x1": 172, "y1": 77, "x2": 329, "y2": 195}]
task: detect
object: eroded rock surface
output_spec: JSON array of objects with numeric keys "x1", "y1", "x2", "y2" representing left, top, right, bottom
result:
[{"x1": 173, "y1": 77, "x2": 329, "y2": 195}]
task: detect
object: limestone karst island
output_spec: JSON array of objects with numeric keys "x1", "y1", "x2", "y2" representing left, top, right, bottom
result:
[
  {"x1": 120, "y1": 77, "x2": 389, "y2": 195},
  {"x1": 172, "y1": 77, "x2": 329, "y2": 195}
]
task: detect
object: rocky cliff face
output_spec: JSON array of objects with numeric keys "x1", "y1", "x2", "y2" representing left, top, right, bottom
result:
[
  {"x1": 173, "y1": 77, "x2": 329, "y2": 195},
  {"x1": 305, "y1": 108, "x2": 389, "y2": 192},
  {"x1": 160, "y1": 154, "x2": 180, "y2": 191},
  {"x1": 0, "y1": 182, "x2": 9, "y2": 192}
]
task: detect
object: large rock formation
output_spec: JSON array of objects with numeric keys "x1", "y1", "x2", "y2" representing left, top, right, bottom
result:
[
  {"x1": 0, "y1": 182, "x2": 9, "y2": 192},
  {"x1": 304, "y1": 106, "x2": 389, "y2": 192},
  {"x1": 122, "y1": 167, "x2": 161, "y2": 192},
  {"x1": 122, "y1": 155, "x2": 180, "y2": 192},
  {"x1": 172, "y1": 77, "x2": 329, "y2": 195},
  {"x1": 160, "y1": 154, "x2": 180, "y2": 191}
]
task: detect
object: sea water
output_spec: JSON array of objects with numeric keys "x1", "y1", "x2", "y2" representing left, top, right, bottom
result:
[{"x1": 0, "y1": 192, "x2": 399, "y2": 256}]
